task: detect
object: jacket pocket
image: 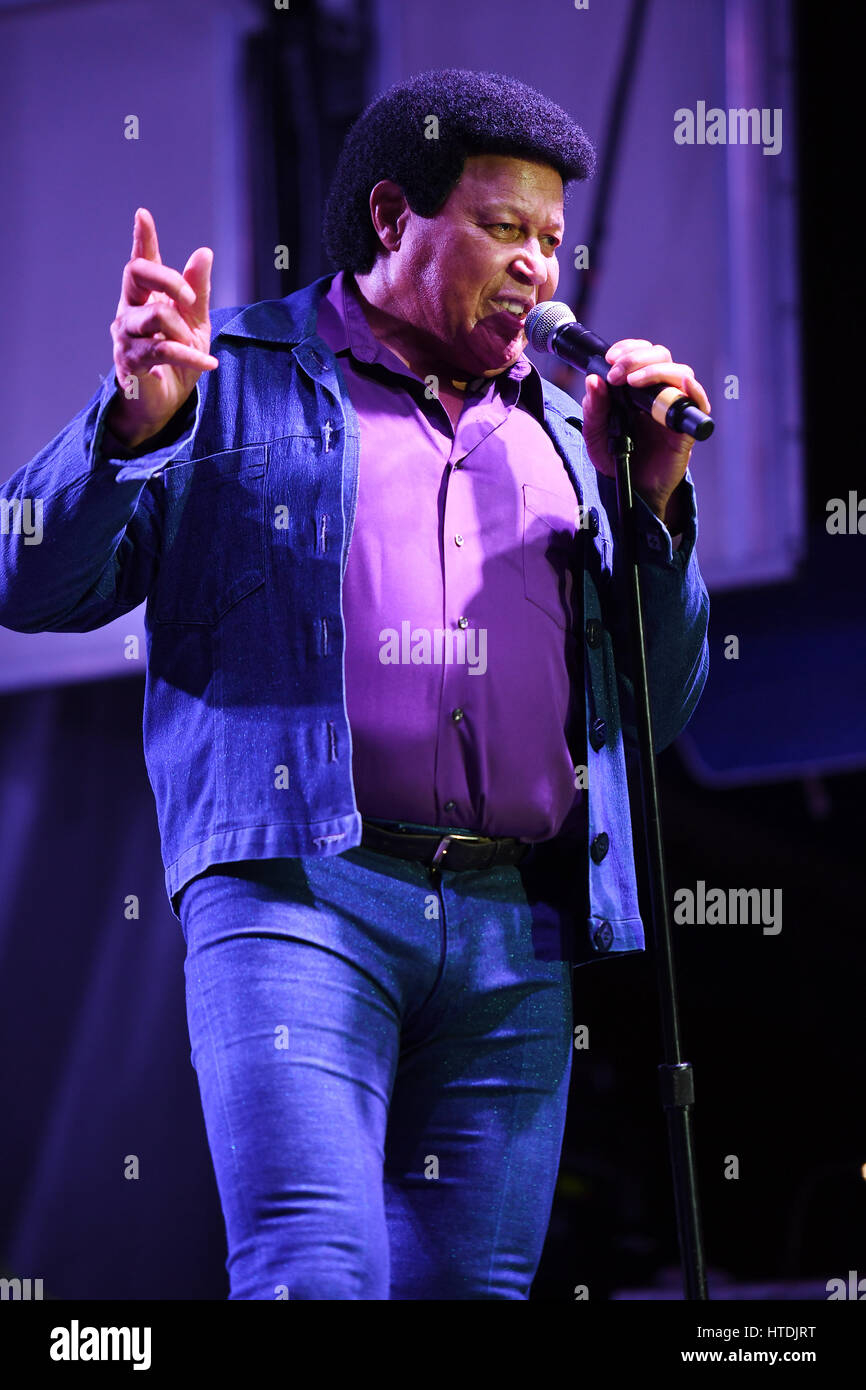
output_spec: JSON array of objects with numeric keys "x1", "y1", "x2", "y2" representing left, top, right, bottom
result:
[
  {"x1": 522, "y1": 483, "x2": 578, "y2": 632},
  {"x1": 154, "y1": 445, "x2": 266, "y2": 625}
]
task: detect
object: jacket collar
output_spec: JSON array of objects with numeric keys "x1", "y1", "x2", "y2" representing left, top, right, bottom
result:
[{"x1": 217, "y1": 274, "x2": 334, "y2": 345}]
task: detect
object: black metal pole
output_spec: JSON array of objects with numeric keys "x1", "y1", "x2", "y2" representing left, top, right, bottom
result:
[{"x1": 605, "y1": 394, "x2": 709, "y2": 1301}]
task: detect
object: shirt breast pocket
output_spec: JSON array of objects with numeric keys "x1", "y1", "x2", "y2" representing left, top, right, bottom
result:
[
  {"x1": 522, "y1": 483, "x2": 579, "y2": 632},
  {"x1": 154, "y1": 445, "x2": 267, "y2": 625}
]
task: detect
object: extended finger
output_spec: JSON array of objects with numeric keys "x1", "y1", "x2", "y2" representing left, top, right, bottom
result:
[
  {"x1": 132, "y1": 207, "x2": 162, "y2": 267},
  {"x1": 180, "y1": 246, "x2": 213, "y2": 326},
  {"x1": 116, "y1": 335, "x2": 219, "y2": 374},
  {"x1": 117, "y1": 299, "x2": 200, "y2": 349},
  {"x1": 121, "y1": 256, "x2": 197, "y2": 310}
]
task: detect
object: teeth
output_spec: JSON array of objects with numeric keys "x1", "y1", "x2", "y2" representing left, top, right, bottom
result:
[{"x1": 494, "y1": 299, "x2": 527, "y2": 317}]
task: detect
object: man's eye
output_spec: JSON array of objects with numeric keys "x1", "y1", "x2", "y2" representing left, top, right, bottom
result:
[{"x1": 490, "y1": 224, "x2": 560, "y2": 250}]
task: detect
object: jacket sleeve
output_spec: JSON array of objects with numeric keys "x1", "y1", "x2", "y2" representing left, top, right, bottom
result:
[
  {"x1": 0, "y1": 370, "x2": 199, "y2": 633},
  {"x1": 596, "y1": 466, "x2": 710, "y2": 754}
]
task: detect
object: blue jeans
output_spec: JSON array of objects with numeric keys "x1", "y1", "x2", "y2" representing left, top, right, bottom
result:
[{"x1": 177, "y1": 840, "x2": 574, "y2": 1299}]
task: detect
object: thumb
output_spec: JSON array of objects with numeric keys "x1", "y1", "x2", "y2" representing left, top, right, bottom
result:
[
  {"x1": 582, "y1": 373, "x2": 609, "y2": 433},
  {"x1": 581, "y1": 374, "x2": 616, "y2": 473}
]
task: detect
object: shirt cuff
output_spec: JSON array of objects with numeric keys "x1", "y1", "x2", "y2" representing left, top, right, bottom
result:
[{"x1": 631, "y1": 473, "x2": 698, "y2": 569}]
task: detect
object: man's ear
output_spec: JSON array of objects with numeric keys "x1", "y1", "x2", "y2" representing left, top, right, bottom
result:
[{"x1": 368, "y1": 179, "x2": 409, "y2": 252}]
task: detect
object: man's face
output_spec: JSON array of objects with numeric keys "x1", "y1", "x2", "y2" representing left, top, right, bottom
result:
[{"x1": 384, "y1": 153, "x2": 564, "y2": 378}]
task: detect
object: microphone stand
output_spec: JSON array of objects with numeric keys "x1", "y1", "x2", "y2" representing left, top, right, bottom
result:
[{"x1": 605, "y1": 391, "x2": 709, "y2": 1301}]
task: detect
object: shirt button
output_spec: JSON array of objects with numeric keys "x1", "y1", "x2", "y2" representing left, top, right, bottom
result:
[
  {"x1": 590, "y1": 832, "x2": 610, "y2": 864},
  {"x1": 585, "y1": 618, "x2": 603, "y2": 648},
  {"x1": 454, "y1": 534, "x2": 464, "y2": 547},
  {"x1": 444, "y1": 799, "x2": 456, "y2": 811},
  {"x1": 451, "y1": 707, "x2": 464, "y2": 723},
  {"x1": 457, "y1": 616, "x2": 469, "y2": 629},
  {"x1": 647, "y1": 532, "x2": 662, "y2": 550},
  {"x1": 593, "y1": 920, "x2": 614, "y2": 952}
]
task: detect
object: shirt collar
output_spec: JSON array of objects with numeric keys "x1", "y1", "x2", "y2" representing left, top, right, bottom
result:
[{"x1": 316, "y1": 269, "x2": 546, "y2": 423}]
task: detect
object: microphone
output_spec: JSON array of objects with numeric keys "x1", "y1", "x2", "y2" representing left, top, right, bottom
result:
[{"x1": 525, "y1": 301, "x2": 714, "y2": 441}]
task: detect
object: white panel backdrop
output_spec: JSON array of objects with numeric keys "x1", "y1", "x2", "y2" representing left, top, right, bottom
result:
[
  {"x1": 0, "y1": 0, "x2": 802, "y2": 692},
  {"x1": 375, "y1": 0, "x2": 803, "y2": 588},
  {"x1": 0, "y1": 0, "x2": 261, "y2": 691}
]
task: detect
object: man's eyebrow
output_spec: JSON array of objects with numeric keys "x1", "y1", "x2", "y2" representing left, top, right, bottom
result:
[{"x1": 478, "y1": 203, "x2": 565, "y2": 233}]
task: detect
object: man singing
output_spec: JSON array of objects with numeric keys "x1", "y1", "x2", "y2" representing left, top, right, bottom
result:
[{"x1": 0, "y1": 68, "x2": 710, "y2": 1299}]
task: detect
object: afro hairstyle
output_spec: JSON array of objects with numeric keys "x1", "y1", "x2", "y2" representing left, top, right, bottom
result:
[{"x1": 322, "y1": 68, "x2": 596, "y2": 274}]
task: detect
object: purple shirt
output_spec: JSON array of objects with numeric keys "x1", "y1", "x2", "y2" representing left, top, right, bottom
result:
[{"x1": 316, "y1": 271, "x2": 587, "y2": 843}]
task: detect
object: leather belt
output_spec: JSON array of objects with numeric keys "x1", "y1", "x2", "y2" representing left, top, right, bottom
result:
[{"x1": 360, "y1": 817, "x2": 531, "y2": 881}]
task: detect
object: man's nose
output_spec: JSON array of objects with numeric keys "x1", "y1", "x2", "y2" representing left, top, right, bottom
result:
[{"x1": 509, "y1": 239, "x2": 549, "y2": 285}]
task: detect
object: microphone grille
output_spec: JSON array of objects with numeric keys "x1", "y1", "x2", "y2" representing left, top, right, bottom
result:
[{"x1": 525, "y1": 300, "x2": 576, "y2": 352}]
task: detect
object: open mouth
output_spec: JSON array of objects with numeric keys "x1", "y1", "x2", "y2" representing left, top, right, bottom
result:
[
  {"x1": 488, "y1": 299, "x2": 531, "y2": 337},
  {"x1": 489, "y1": 298, "x2": 530, "y2": 324}
]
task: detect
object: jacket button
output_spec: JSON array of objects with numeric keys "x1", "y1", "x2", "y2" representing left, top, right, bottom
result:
[
  {"x1": 444, "y1": 799, "x2": 456, "y2": 811},
  {"x1": 590, "y1": 832, "x2": 609, "y2": 864},
  {"x1": 585, "y1": 618, "x2": 602, "y2": 648},
  {"x1": 458, "y1": 616, "x2": 469, "y2": 628},
  {"x1": 451, "y1": 707, "x2": 464, "y2": 722},
  {"x1": 589, "y1": 717, "x2": 607, "y2": 751},
  {"x1": 593, "y1": 920, "x2": 614, "y2": 951},
  {"x1": 587, "y1": 507, "x2": 600, "y2": 537}
]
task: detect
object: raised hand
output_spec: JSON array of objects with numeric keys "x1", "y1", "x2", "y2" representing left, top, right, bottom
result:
[{"x1": 107, "y1": 207, "x2": 218, "y2": 448}]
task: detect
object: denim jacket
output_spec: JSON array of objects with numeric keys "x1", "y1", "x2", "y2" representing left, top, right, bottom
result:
[{"x1": 0, "y1": 273, "x2": 709, "y2": 966}]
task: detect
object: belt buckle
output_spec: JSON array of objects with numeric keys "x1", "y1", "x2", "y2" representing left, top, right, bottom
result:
[
  {"x1": 430, "y1": 830, "x2": 489, "y2": 876},
  {"x1": 431, "y1": 835, "x2": 453, "y2": 872}
]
